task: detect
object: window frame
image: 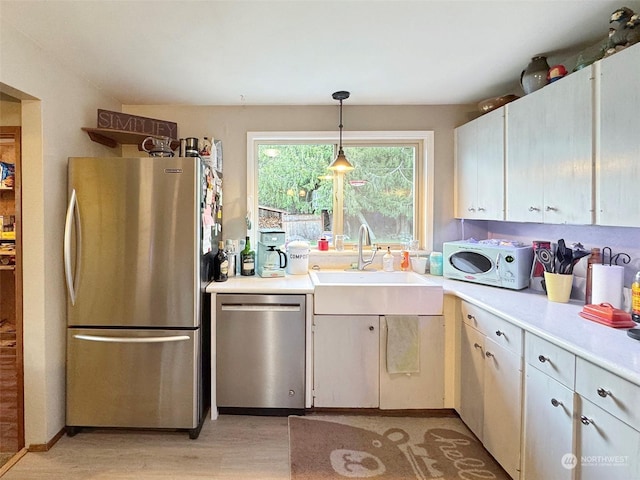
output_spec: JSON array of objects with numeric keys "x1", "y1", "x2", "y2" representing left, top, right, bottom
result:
[{"x1": 247, "y1": 130, "x2": 434, "y2": 251}]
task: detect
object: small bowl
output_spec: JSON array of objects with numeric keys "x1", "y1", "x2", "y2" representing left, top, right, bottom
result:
[{"x1": 477, "y1": 94, "x2": 520, "y2": 113}]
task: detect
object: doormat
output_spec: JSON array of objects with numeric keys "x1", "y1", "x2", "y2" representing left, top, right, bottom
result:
[{"x1": 288, "y1": 415, "x2": 510, "y2": 479}]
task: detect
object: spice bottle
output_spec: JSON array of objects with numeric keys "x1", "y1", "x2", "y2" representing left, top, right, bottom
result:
[
  {"x1": 585, "y1": 247, "x2": 601, "y2": 304},
  {"x1": 632, "y1": 271, "x2": 640, "y2": 323}
]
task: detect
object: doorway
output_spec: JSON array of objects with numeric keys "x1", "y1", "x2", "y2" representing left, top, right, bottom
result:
[{"x1": 0, "y1": 106, "x2": 24, "y2": 465}]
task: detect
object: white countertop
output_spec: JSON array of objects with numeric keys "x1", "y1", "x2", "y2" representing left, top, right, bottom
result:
[
  {"x1": 206, "y1": 272, "x2": 640, "y2": 386},
  {"x1": 206, "y1": 273, "x2": 314, "y2": 294}
]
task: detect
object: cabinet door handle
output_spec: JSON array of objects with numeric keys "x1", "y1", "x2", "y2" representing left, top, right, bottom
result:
[
  {"x1": 468, "y1": 207, "x2": 476, "y2": 212},
  {"x1": 368, "y1": 325, "x2": 375, "y2": 331},
  {"x1": 467, "y1": 314, "x2": 476, "y2": 322},
  {"x1": 477, "y1": 207, "x2": 486, "y2": 212},
  {"x1": 495, "y1": 330, "x2": 505, "y2": 337},
  {"x1": 538, "y1": 355, "x2": 550, "y2": 363},
  {"x1": 551, "y1": 398, "x2": 562, "y2": 407},
  {"x1": 597, "y1": 388, "x2": 611, "y2": 398},
  {"x1": 545, "y1": 206, "x2": 558, "y2": 212},
  {"x1": 528, "y1": 206, "x2": 540, "y2": 212},
  {"x1": 485, "y1": 351, "x2": 494, "y2": 358},
  {"x1": 473, "y1": 342, "x2": 482, "y2": 350},
  {"x1": 580, "y1": 415, "x2": 593, "y2": 426}
]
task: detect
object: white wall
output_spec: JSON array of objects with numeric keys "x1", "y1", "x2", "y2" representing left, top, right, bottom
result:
[{"x1": 0, "y1": 20, "x2": 121, "y2": 446}]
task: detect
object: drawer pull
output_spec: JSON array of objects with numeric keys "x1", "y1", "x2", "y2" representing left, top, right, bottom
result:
[
  {"x1": 473, "y1": 342, "x2": 482, "y2": 350},
  {"x1": 485, "y1": 351, "x2": 494, "y2": 358},
  {"x1": 580, "y1": 415, "x2": 593, "y2": 426},
  {"x1": 597, "y1": 388, "x2": 611, "y2": 398},
  {"x1": 550, "y1": 398, "x2": 562, "y2": 407},
  {"x1": 369, "y1": 325, "x2": 375, "y2": 331},
  {"x1": 538, "y1": 355, "x2": 550, "y2": 363},
  {"x1": 467, "y1": 314, "x2": 476, "y2": 322},
  {"x1": 495, "y1": 330, "x2": 505, "y2": 337},
  {"x1": 528, "y1": 206, "x2": 540, "y2": 212}
]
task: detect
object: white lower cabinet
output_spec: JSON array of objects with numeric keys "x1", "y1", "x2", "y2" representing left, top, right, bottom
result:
[
  {"x1": 379, "y1": 315, "x2": 444, "y2": 409},
  {"x1": 312, "y1": 315, "x2": 379, "y2": 407},
  {"x1": 459, "y1": 301, "x2": 523, "y2": 479},
  {"x1": 312, "y1": 314, "x2": 444, "y2": 409},
  {"x1": 483, "y1": 337, "x2": 522, "y2": 479},
  {"x1": 522, "y1": 362, "x2": 575, "y2": 480},
  {"x1": 460, "y1": 322, "x2": 485, "y2": 438},
  {"x1": 577, "y1": 397, "x2": 640, "y2": 480},
  {"x1": 522, "y1": 333, "x2": 576, "y2": 480},
  {"x1": 575, "y1": 358, "x2": 640, "y2": 480}
]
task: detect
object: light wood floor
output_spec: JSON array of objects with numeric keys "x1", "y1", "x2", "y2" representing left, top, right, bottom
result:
[{"x1": 1, "y1": 415, "x2": 290, "y2": 479}]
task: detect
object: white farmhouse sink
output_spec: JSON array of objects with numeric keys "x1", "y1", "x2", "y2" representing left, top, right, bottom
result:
[{"x1": 309, "y1": 270, "x2": 443, "y2": 315}]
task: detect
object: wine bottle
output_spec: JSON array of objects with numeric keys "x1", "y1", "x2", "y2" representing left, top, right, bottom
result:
[
  {"x1": 240, "y1": 236, "x2": 255, "y2": 276},
  {"x1": 213, "y1": 240, "x2": 228, "y2": 282}
]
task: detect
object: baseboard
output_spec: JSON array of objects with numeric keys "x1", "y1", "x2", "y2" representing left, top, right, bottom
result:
[
  {"x1": 27, "y1": 427, "x2": 65, "y2": 452},
  {"x1": 0, "y1": 448, "x2": 27, "y2": 477},
  {"x1": 308, "y1": 407, "x2": 459, "y2": 417}
]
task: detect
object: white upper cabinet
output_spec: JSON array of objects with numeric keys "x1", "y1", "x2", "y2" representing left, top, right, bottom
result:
[
  {"x1": 597, "y1": 43, "x2": 640, "y2": 227},
  {"x1": 506, "y1": 66, "x2": 593, "y2": 224},
  {"x1": 454, "y1": 106, "x2": 505, "y2": 220}
]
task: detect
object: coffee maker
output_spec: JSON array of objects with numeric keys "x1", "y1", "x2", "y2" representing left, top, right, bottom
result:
[{"x1": 257, "y1": 229, "x2": 287, "y2": 277}]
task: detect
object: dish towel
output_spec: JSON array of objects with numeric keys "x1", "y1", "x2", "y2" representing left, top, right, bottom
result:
[{"x1": 386, "y1": 315, "x2": 420, "y2": 374}]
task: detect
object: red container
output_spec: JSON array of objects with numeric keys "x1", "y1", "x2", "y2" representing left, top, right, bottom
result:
[{"x1": 318, "y1": 237, "x2": 329, "y2": 251}]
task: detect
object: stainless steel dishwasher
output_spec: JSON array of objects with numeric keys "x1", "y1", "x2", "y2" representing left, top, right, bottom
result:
[{"x1": 216, "y1": 294, "x2": 305, "y2": 415}]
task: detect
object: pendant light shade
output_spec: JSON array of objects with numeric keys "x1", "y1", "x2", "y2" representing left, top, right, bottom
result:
[{"x1": 328, "y1": 91, "x2": 354, "y2": 172}]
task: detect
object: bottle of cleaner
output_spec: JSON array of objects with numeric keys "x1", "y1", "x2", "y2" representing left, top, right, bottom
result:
[
  {"x1": 400, "y1": 248, "x2": 409, "y2": 271},
  {"x1": 632, "y1": 271, "x2": 640, "y2": 323},
  {"x1": 383, "y1": 247, "x2": 394, "y2": 272}
]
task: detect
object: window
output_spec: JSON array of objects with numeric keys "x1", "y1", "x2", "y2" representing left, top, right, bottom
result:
[{"x1": 247, "y1": 131, "x2": 434, "y2": 250}]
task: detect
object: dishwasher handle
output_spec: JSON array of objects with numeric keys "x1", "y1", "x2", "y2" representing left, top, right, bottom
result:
[
  {"x1": 73, "y1": 334, "x2": 191, "y2": 344},
  {"x1": 220, "y1": 304, "x2": 301, "y2": 313}
]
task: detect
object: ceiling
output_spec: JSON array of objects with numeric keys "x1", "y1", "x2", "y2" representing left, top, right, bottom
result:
[{"x1": 2, "y1": 0, "x2": 639, "y2": 106}]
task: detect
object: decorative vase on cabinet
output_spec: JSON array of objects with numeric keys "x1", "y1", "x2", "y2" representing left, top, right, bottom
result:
[{"x1": 521, "y1": 56, "x2": 550, "y2": 94}]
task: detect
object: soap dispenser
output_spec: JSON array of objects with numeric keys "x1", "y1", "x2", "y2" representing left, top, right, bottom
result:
[{"x1": 383, "y1": 247, "x2": 394, "y2": 272}]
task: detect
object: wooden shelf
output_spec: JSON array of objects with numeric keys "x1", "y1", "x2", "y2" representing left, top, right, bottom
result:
[{"x1": 82, "y1": 128, "x2": 179, "y2": 151}]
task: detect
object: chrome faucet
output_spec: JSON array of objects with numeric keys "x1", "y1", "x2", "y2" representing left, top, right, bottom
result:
[{"x1": 357, "y1": 224, "x2": 379, "y2": 270}]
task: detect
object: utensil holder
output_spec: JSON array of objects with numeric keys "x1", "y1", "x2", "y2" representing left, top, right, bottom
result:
[{"x1": 544, "y1": 272, "x2": 573, "y2": 303}]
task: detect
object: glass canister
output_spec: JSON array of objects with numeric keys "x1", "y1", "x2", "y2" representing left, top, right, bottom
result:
[{"x1": 429, "y1": 251, "x2": 443, "y2": 276}]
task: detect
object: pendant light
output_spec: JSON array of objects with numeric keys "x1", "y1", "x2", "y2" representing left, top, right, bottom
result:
[{"x1": 328, "y1": 90, "x2": 354, "y2": 172}]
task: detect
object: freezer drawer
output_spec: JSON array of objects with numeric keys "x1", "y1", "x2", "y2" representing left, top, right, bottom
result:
[
  {"x1": 66, "y1": 328, "x2": 201, "y2": 429},
  {"x1": 216, "y1": 294, "x2": 305, "y2": 410}
]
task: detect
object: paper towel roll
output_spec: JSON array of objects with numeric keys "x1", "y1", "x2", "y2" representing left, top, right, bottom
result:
[{"x1": 591, "y1": 264, "x2": 624, "y2": 308}]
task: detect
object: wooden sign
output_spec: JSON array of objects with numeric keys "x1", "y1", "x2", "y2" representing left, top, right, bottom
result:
[{"x1": 97, "y1": 109, "x2": 177, "y2": 139}]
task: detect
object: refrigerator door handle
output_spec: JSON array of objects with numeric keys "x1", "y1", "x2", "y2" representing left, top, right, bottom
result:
[
  {"x1": 64, "y1": 189, "x2": 81, "y2": 305},
  {"x1": 73, "y1": 334, "x2": 191, "y2": 344}
]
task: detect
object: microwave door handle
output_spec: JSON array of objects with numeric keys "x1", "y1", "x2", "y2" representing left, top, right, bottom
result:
[{"x1": 495, "y1": 253, "x2": 502, "y2": 279}]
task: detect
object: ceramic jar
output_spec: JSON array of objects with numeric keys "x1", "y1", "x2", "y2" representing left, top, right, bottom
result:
[{"x1": 521, "y1": 56, "x2": 550, "y2": 95}]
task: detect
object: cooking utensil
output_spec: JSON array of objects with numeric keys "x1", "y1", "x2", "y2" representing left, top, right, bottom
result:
[
  {"x1": 556, "y1": 239, "x2": 569, "y2": 273},
  {"x1": 570, "y1": 249, "x2": 590, "y2": 272},
  {"x1": 535, "y1": 248, "x2": 554, "y2": 273}
]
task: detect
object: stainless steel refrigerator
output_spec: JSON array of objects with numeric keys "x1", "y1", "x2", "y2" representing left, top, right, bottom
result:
[{"x1": 64, "y1": 156, "x2": 220, "y2": 439}]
